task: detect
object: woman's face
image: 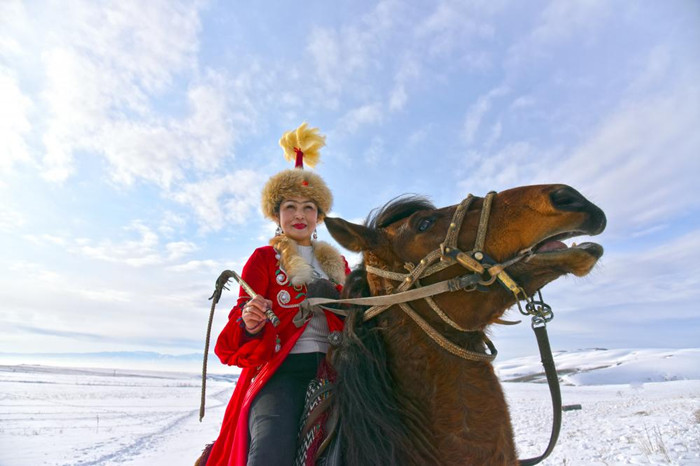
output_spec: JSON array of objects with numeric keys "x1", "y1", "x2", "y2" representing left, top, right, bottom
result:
[{"x1": 277, "y1": 196, "x2": 319, "y2": 246}]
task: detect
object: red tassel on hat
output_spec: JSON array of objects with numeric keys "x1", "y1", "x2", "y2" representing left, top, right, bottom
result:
[{"x1": 294, "y1": 147, "x2": 304, "y2": 169}]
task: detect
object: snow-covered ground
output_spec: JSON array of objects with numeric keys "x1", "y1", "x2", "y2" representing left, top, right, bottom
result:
[{"x1": 1, "y1": 348, "x2": 698, "y2": 465}]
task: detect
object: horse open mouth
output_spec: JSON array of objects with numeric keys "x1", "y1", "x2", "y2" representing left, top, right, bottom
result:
[{"x1": 525, "y1": 234, "x2": 604, "y2": 277}]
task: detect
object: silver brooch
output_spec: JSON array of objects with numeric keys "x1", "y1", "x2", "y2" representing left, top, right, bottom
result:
[
  {"x1": 277, "y1": 289, "x2": 291, "y2": 305},
  {"x1": 328, "y1": 331, "x2": 342, "y2": 347},
  {"x1": 276, "y1": 271, "x2": 288, "y2": 285}
]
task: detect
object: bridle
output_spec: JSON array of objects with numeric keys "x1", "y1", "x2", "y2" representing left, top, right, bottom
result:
[
  {"x1": 362, "y1": 192, "x2": 528, "y2": 361},
  {"x1": 304, "y1": 191, "x2": 550, "y2": 361}
]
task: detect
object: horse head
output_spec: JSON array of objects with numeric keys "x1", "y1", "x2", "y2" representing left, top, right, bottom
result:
[{"x1": 326, "y1": 184, "x2": 606, "y2": 331}]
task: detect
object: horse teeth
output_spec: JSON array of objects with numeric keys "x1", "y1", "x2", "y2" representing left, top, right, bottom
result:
[{"x1": 571, "y1": 242, "x2": 577, "y2": 248}]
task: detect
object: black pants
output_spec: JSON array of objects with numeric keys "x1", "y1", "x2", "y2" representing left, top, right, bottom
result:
[{"x1": 247, "y1": 352, "x2": 324, "y2": 466}]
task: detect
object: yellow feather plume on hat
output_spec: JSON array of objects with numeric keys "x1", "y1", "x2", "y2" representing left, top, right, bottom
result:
[
  {"x1": 279, "y1": 122, "x2": 326, "y2": 168},
  {"x1": 261, "y1": 123, "x2": 333, "y2": 222}
]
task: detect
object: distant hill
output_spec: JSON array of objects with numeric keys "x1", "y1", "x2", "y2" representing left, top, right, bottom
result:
[
  {"x1": 0, "y1": 350, "x2": 235, "y2": 374},
  {"x1": 495, "y1": 348, "x2": 700, "y2": 385},
  {"x1": 3, "y1": 348, "x2": 699, "y2": 385}
]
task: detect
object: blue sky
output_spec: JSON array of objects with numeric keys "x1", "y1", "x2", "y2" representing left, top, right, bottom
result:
[{"x1": 1, "y1": 0, "x2": 699, "y2": 360}]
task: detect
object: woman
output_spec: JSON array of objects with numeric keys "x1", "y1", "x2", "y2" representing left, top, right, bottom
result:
[{"x1": 203, "y1": 123, "x2": 349, "y2": 466}]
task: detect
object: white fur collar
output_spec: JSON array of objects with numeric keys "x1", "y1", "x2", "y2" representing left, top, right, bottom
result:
[{"x1": 269, "y1": 235, "x2": 346, "y2": 287}]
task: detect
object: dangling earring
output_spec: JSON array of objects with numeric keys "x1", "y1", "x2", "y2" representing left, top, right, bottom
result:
[
  {"x1": 275, "y1": 225, "x2": 283, "y2": 236},
  {"x1": 312, "y1": 229, "x2": 318, "y2": 240}
]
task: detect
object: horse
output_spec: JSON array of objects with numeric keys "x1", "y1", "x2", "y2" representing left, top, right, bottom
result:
[
  {"x1": 197, "y1": 183, "x2": 606, "y2": 466},
  {"x1": 312, "y1": 184, "x2": 606, "y2": 466}
]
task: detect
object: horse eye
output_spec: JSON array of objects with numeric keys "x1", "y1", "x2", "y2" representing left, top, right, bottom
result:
[{"x1": 417, "y1": 218, "x2": 433, "y2": 232}]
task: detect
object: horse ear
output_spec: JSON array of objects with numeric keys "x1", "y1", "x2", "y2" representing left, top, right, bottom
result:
[{"x1": 325, "y1": 217, "x2": 379, "y2": 252}]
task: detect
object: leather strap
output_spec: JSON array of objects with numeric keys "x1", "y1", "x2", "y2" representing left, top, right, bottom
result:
[
  {"x1": 294, "y1": 273, "x2": 483, "y2": 326},
  {"x1": 518, "y1": 324, "x2": 562, "y2": 465}
]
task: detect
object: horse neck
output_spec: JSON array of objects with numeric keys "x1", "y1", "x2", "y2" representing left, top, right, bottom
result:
[{"x1": 379, "y1": 308, "x2": 517, "y2": 465}]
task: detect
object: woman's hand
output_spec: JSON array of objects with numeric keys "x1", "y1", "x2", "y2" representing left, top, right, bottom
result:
[{"x1": 241, "y1": 295, "x2": 274, "y2": 334}]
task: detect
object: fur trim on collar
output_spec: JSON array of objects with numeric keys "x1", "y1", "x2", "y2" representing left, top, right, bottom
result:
[{"x1": 269, "y1": 235, "x2": 346, "y2": 286}]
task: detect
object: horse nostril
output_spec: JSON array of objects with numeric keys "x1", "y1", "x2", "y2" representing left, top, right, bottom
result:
[{"x1": 550, "y1": 186, "x2": 587, "y2": 211}]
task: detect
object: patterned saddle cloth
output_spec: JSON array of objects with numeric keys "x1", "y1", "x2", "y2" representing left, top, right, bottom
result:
[{"x1": 295, "y1": 359, "x2": 342, "y2": 466}]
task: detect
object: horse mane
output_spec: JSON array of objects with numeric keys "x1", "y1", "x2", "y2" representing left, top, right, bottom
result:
[
  {"x1": 367, "y1": 194, "x2": 435, "y2": 229},
  {"x1": 332, "y1": 195, "x2": 439, "y2": 466}
]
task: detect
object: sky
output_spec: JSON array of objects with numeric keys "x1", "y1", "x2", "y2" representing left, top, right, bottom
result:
[{"x1": 1, "y1": 0, "x2": 699, "y2": 360}]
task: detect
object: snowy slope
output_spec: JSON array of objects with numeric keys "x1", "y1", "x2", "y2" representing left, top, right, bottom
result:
[
  {"x1": 1, "y1": 348, "x2": 699, "y2": 465},
  {"x1": 496, "y1": 347, "x2": 700, "y2": 385}
]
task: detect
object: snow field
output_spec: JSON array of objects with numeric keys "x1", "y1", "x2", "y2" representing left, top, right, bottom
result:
[
  {"x1": 2, "y1": 348, "x2": 699, "y2": 465},
  {"x1": 506, "y1": 381, "x2": 700, "y2": 465},
  {"x1": 0, "y1": 366, "x2": 234, "y2": 465}
]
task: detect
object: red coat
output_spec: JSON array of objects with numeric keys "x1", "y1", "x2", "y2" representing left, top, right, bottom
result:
[{"x1": 207, "y1": 242, "x2": 349, "y2": 466}]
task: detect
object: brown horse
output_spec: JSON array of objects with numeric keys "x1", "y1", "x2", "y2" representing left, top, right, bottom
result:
[{"x1": 318, "y1": 184, "x2": 606, "y2": 466}]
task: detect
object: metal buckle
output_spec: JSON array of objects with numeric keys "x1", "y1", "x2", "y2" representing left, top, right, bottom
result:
[{"x1": 524, "y1": 290, "x2": 554, "y2": 328}]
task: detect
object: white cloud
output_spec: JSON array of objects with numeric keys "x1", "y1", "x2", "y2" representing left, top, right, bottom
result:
[
  {"x1": 18, "y1": 1, "x2": 217, "y2": 186},
  {"x1": 306, "y1": 28, "x2": 344, "y2": 95},
  {"x1": 166, "y1": 259, "x2": 221, "y2": 274},
  {"x1": 0, "y1": 2, "x2": 32, "y2": 59},
  {"x1": 459, "y1": 40, "x2": 700, "y2": 240},
  {"x1": 65, "y1": 222, "x2": 162, "y2": 267},
  {"x1": 541, "y1": 228, "x2": 700, "y2": 321},
  {"x1": 0, "y1": 206, "x2": 26, "y2": 232},
  {"x1": 389, "y1": 84, "x2": 407, "y2": 111},
  {"x1": 171, "y1": 170, "x2": 266, "y2": 232},
  {"x1": 40, "y1": 48, "x2": 87, "y2": 182},
  {"x1": 460, "y1": 75, "x2": 700, "y2": 239},
  {"x1": 5, "y1": 261, "x2": 133, "y2": 304},
  {"x1": 389, "y1": 55, "x2": 421, "y2": 111},
  {"x1": 256, "y1": 221, "x2": 279, "y2": 242},
  {"x1": 7, "y1": 260, "x2": 62, "y2": 285},
  {"x1": 96, "y1": 74, "x2": 234, "y2": 189},
  {"x1": 338, "y1": 103, "x2": 384, "y2": 134},
  {"x1": 0, "y1": 256, "x2": 215, "y2": 351},
  {"x1": 165, "y1": 241, "x2": 198, "y2": 260},
  {"x1": 157, "y1": 211, "x2": 188, "y2": 237},
  {"x1": 23, "y1": 234, "x2": 67, "y2": 247},
  {"x1": 627, "y1": 46, "x2": 674, "y2": 96},
  {"x1": 305, "y1": 1, "x2": 405, "y2": 100},
  {"x1": 23, "y1": 221, "x2": 202, "y2": 270},
  {"x1": 416, "y1": 0, "x2": 502, "y2": 57},
  {"x1": 364, "y1": 136, "x2": 385, "y2": 167},
  {"x1": 39, "y1": 57, "x2": 235, "y2": 190},
  {"x1": 531, "y1": 0, "x2": 609, "y2": 44},
  {"x1": 458, "y1": 142, "x2": 549, "y2": 194},
  {"x1": 463, "y1": 99, "x2": 490, "y2": 145},
  {"x1": 2, "y1": 1, "x2": 273, "y2": 237},
  {"x1": 506, "y1": 0, "x2": 610, "y2": 69},
  {"x1": 534, "y1": 77, "x2": 700, "y2": 238},
  {"x1": 77, "y1": 227, "x2": 161, "y2": 267},
  {"x1": 484, "y1": 120, "x2": 502, "y2": 148},
  {"x1": 463, "y1": 86, "x2": 509, "y2": 145},
  {"x1": 0, "y1": 69, "x2": 33, "y2": 176},
  {"x1": 75, "y1": 288, "x2": 132, "y2": 303},
  {"x1": 407, "y1": 127, "x2": 429, "y2": 146},
  {"x1": 510, "y1": 95, "x2": 536, "y2": 110}
]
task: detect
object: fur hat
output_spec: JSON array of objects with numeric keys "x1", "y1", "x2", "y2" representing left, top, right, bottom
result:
[{"x1": 261, "y1": 123, "x2": 333, "y2": 221}]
